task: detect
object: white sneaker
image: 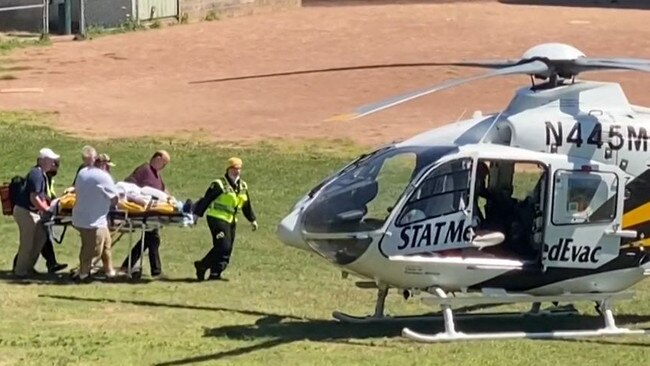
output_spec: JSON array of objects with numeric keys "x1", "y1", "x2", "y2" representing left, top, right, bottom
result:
[{"x1": 104, "y1": 269, "x2": 117, "y2": 278}]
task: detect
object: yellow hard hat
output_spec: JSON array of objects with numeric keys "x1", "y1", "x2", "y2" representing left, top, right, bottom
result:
[{"x1": 227, "y1": 157, "x2": 242, "y2": 169}]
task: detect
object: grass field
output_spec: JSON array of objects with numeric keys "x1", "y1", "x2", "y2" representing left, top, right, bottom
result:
[{"x1": 1, "y1": 111, "x2": 650, "y2": 366}]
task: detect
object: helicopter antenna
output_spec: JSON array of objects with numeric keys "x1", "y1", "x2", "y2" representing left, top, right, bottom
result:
[
  {"x1": 478, "y1": 109, "x2": 505, "y2": 144},
  {"x1": 455, "y1": 109, "x2": 467, "y2": 122}
]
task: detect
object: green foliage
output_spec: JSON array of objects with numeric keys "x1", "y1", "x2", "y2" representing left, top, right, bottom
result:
[
  {"x1": 83, "y1": 18, "x2": 146, "y2": 40},
  {"x1": 204, "y1": 10, "x2": 219, "y2": 21},
  {"x1": 0, "y1": 111, "x2": 648, "y2": 365},
  {"x1": 119, "y1": 18, "x2": 146, "y2": 32},
  {"x1": 179, "y1": 12, "x2": 189, "y2": 25},
  {"x1": 0, "y1": 36, "x2": 50, "y2": 55}
]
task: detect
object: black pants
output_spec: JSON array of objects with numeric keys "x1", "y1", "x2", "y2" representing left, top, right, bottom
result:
[
  {"x1": 199, "y1": 216, "x2": 236, "y2": 276},
  {"x1": 121, "y1": 229, "x2": 162, "y2": 275},
  {"x1": 41, "y1": 239, "x2": 57, "y2": 267}
]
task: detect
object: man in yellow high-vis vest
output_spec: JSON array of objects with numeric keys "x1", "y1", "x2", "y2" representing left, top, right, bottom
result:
[{"x1": 193, "y1": 157, "x2": 257, "y2": 281}]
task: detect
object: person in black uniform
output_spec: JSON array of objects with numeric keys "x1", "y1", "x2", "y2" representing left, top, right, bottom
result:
[
  {"x1": 192, "y1": 157, "x2": 257, "y2": 281},
  {"x1": 41, "y1": 159, "x2": 68, "y2": 273}
]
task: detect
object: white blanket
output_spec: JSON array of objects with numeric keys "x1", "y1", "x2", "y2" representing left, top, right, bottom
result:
[{"x1": 116, "y1": 182, "x2": 173, "y2": 207}]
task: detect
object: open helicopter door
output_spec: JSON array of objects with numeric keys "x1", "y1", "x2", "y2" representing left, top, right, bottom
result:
[
  {"x1": 542, "y1": 163, "x2": 631, "y2": 270},
  {"x1": 379, "y1": 154, "x2": 479, "y2": 258}
]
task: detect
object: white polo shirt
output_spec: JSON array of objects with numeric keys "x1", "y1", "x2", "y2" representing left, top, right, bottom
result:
[{"x1": 72, "y1": 166, "x2": 118, "y2": 229}]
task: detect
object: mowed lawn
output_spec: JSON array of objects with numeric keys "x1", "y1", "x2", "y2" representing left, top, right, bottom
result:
[{"x1": 0, "y1": 112, "x2": 649, "y2": 366}]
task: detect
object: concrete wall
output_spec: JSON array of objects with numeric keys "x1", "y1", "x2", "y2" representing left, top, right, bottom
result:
[{"x1": 180, "y1": 0, "x2": 301, "y2": 22}]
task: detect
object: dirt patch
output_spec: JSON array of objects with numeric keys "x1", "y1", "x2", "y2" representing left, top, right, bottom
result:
[{"x1": 1, "y1": 2, "x2": 650, "y2": 146}]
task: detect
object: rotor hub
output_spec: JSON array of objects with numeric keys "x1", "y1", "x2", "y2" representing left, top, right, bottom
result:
[{"x1": 522, "y1": 43, "x2": 586, "y2": 62}]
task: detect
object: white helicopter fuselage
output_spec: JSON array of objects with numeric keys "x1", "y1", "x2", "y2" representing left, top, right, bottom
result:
[{"x1": 277, "y1": 79, "x2": 650, "y2": 296}]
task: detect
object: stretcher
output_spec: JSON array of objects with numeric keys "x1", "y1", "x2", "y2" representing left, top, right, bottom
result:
[{"x1": 43, "y1": 192, "x2": 195, "y2": 278}]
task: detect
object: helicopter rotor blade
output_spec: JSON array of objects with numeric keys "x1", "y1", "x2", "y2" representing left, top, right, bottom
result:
[
  {"x1": 418, "y1": 59, "x2": 523, "y2": 69},
  {"x1": 577, "y1": 57, "x2": 650, "y2": 66},
  {"x1": 573, "y1": 57, "x2": 650, "y2": 73},
  {"x1": 189, "y1": 60, "x2": 523, "y2": 84},
  {"x1": 327, "y1": 60, "x2": 549, "y2": 122}
]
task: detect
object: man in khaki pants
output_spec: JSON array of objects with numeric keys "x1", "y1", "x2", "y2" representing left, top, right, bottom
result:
[
  {"x1": 13, "y1": 148, "x2": 60, "y2": 278},
  {"x1": 71, "y1": 154, "x2": 119, "y2": 282}
]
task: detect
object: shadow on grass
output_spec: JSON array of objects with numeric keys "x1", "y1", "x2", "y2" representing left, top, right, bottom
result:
[
  {"x1": 33, "y1": 293, "x2": 650, "y2": 365},
  {"x1": 37, "y1": 294, "x2": 307, "y2": 320},
  {"x1": 156, "y1": 277, "x2": 221, "y2": 283},
  {"x1": 0, "y1": 270, "x2": 153, "y2": 285},
  {"x1": 156, "y1": 313, "x2": 650, "y2": 365}
]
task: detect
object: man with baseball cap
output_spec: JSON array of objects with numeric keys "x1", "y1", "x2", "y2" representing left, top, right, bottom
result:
[
  {"x1": 12, "y1": 147, "x2": 60, "y2": 277},
  {"x1": 192, "y1": 157, "x2": 258, "y2": 281}
]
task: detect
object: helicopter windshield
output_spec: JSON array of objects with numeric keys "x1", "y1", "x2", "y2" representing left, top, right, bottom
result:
[{"x1": 302, "y1": 145, "x2": 458, "y2": 235}]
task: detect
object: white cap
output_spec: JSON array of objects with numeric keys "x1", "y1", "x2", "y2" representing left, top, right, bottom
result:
[{"x1": 38, "y1": 148, "x2": 60, "y2": 160}]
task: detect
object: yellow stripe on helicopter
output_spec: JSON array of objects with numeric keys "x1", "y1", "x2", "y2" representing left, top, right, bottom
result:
[{"x1": 622, "y1": 201, "x2": 650, "y2": 229}]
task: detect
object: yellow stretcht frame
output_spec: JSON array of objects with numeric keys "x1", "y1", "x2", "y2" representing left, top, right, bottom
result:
[
  {"x1": 57, "y1": 193, "x2": 177, "y2": 215},
  {"x1": 58, "y1": 193, "x2": 76, "y2": 211},
  {"x1": 148, "y1": 202, "x2": 176, "y2": 214},
  {"x1": 118, "y1": 200, "x2": 146, "y2": 213}
]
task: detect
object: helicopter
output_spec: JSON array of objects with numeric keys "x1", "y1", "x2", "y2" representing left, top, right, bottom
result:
[{"x1": 276, "y1": 43, "x2": 650, "y2": 342}]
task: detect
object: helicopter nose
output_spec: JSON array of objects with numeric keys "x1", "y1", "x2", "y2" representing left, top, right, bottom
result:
[{"x1": 276, "y1": 208, "x2": 311, "y2": 252}]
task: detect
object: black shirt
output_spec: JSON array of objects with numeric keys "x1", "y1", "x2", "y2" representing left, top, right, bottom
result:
[{"x1": 14, "y1": 166, "x2": 46, "y2": 212}]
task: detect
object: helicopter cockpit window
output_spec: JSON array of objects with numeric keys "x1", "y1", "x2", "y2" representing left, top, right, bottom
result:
[
  {"x1": 301, "y1": 145, "x2": 455, "y2": 234},
  {"x1": 397, "y1": 158, "x2": 473, "y2": 226},
  {"x1": 552, "y1": 170, "x2": 618, "y2": 225}
]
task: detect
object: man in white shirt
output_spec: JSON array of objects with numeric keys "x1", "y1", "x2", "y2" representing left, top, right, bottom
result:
[{"x1": 71, "y1": 153, "x2": 119, "y2": 282}]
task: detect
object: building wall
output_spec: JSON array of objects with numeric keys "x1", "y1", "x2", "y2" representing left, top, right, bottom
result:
[
  {"x1": 84, "y1": 0, "x2": 132, "y2": 28},
  {"x1": 180, "y1": 0, "x2": 301, "y2": 22},
  {"x1": 1, "y1": 0, "x2": 301, "y2": 33},
  {"x1": 48, "y1": 0, "x2": 130, "y2": 34}
]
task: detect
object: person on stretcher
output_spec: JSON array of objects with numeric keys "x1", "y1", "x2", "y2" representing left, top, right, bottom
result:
[
  {"x1": 57, "y1": 182, "x2": 190, "y2": 215},
  {"x1": 114, "y1": 181, "x2": 175, "y2": 209}
]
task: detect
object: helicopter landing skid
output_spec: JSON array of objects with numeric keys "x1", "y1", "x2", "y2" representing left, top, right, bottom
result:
[
  {"x1": 332, "y1": 307, "x2": 577, "y2": 324},
  {"x1": 332, "y1": 287, "x2": 579, "y2": 324},
  {"x1": 333, "y1": 287, "x2": 391, "y2": 323},
  {"x1": 402, "y1": 288, "x2": 648, "y2": 342}
]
